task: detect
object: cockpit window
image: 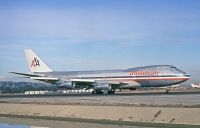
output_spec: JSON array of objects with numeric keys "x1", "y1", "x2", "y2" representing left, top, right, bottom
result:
[
  {"x1": 170, "y1": 66, "x2": 186, "y2": 74},
  {"x1": 170, "y1": 66, "x2": 177, "y2": 72}
]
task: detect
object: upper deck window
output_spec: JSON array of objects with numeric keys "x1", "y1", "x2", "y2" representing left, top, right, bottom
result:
[
  {"x1": 170, "y1": 66, "x2": 186, "y2": 74},
  {"x1": 170, "y1": 66, "x2": 176, "y2": 72}
]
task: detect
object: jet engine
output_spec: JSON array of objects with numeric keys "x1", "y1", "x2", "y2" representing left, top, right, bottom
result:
[
  {"x1": 93, "y1": 82, "x2": 111, "y2": 91},
  {"x1": 57, "y1": 81, "x2": 73, "y2": 89}
]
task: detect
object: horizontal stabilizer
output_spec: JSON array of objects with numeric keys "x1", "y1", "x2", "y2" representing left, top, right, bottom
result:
[
  {"x1": 10, "y1": 72, "x2": 59, "y2": 84},
  {"x1": 10, "y1": 72, "x2": 43, "y2": 77}
]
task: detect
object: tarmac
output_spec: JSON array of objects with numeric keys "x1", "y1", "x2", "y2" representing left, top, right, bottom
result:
[
  {"x1": 0, "y1": 90, "x2": 200, "y2": 126},
  {"x1": 0, "y1": 91, "x2": 200, "y2": 107},
  {"x1": 0, "y1": 116, "x2": 143, "y2": 128}
]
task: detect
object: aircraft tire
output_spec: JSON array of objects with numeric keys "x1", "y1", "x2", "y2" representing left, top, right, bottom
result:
[
  {"x1": 107, "y1": 89, "x2": 115, "y2": 94},
  {"x1": 95, "y1": 90, "x2": 104, "y2": 94}
]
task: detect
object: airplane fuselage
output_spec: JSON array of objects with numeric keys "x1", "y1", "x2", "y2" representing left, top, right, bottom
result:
[{"x1": 34, "y1": 65, "x2": 190, "y2": 88}]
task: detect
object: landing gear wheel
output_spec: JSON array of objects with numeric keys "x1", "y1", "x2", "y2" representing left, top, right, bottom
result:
[
  {"x1": 92, "y1": 90, "x2": 95, "y2": 94},
  {"x1": 95, "y1": 90, "x2": 104, "y2": 94},
  {"x1": 165, "y1": 88, "x2": 170, "y2": 94},
  {"x1": 108, "y1": 89, "x2": 115, "y2": 94}
]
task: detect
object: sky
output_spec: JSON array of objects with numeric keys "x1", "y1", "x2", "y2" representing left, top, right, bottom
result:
[{"x1": 0, "y1": 0, "x2": 200, "y2": 83}]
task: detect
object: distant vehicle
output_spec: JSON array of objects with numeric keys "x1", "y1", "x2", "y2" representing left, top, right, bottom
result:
[
  {"x1": 171, "y1": 84, "x2": 182, "y2": 89},
  {"x1": 24, "y1": 90, "x2": 49, "y2": 95},
  {"x1": 191, "y1": 84, "x2": 200, "y2": 89},
  {"x1": 11, "y1": 49, "x2": 190, "y2": 94},
  {"x1": 159, "y1": 84, "x2": 181, "y2": 90}
]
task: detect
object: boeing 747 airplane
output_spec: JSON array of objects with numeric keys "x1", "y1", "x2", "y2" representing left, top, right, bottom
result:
[{"x1": 11, "y1": 49, "x2": 190, "y2": 94}]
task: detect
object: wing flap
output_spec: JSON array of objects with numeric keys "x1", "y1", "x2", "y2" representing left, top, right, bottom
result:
[
  {"x1": 70, "y1": 79, "x2": 95, "y2": 83},
  {"x1": 30, "y1": 77, "x2": 59, "y2": 84}
]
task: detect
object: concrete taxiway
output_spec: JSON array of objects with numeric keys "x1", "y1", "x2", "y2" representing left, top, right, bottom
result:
[
  {"x1": 0, "y1": 91, "x2": 200, "y2": 126},
  {"x1": 0, "y1": 92, "x2": 200, "y2": 107}
]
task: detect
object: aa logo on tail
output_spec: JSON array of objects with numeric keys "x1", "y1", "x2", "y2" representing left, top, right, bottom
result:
[{"x1": 31, "y1": 57, "x2": 40, "y2": 67}]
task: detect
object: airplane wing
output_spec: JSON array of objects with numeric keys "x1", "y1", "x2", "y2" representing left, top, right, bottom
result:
[
  {"x1": 11, "y1": 49, "x2": 121, "y2": 91},
  {"x1": 10, "y1": 72, "x2": 59, "y2": 84},
  {"x1": 11, "y1": 71, "x2": 139, "y2": 89},
  {"x1": 11, "y1": 72, "x2": 97, "y2": 86},
  {"x1": 30, "y1": 77, "x2": 59, "y2": 84},
  {"x1": 10, "y1": 72, "x2": 43, "y2": 77}
]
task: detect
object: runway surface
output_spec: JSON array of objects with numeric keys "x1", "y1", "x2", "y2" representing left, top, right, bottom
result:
[
  {"x1": 0, "y1": 92, "x2": 200, "y2": 107},
  {"x1": 0, "y1": 116, "x2": 193, "y2": 128}
]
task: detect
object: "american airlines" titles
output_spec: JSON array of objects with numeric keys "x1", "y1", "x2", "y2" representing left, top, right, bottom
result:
[{"x1": 129, "y1": 71, "x2": 159, "y2": 76}]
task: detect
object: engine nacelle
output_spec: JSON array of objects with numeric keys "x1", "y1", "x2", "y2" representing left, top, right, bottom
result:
[
  {"x1": 93, "y1": 82, "x2": 111, "y2": 90},
  {"x1": 119, "y1": 81, "x2": 141, "y2": 89},
  {"x1": 57, "y1": 81, "x2": 73, "y2": 89}
]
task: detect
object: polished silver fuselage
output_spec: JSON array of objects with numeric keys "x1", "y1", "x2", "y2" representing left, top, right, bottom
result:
[{"x1": 35, "y1": 65, "x2": 190, "y2": 88}]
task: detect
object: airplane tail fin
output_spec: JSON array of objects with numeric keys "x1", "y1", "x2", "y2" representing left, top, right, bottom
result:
[{"x1": 24, "y1": 49, "x2": 53, "y2": 73}]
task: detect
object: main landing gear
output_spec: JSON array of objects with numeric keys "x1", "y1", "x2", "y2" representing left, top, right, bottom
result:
[
  {"x1": 165, "y1": 88, "x2": 170, "y2": 94},
  {"x1": 92, "y1": 89, "x2": 115, "y2": 94}
]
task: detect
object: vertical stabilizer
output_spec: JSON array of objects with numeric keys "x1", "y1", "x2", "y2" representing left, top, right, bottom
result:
[{"x1": 24, "y1": 49, "x2": 53, "y2": 73}]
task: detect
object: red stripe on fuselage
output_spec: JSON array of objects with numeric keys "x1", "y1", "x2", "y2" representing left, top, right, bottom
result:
[{"x1": 103, "y1": 77, "x2": 190, "y2": 81}]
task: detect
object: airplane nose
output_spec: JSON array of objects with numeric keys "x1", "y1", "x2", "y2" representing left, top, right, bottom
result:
[
  {"x1": 185, "y1": 74, "x2": 190, "y2": 77},
  {"x1": 184, "y1": 73, "x2": 190, "y2": 80}
]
